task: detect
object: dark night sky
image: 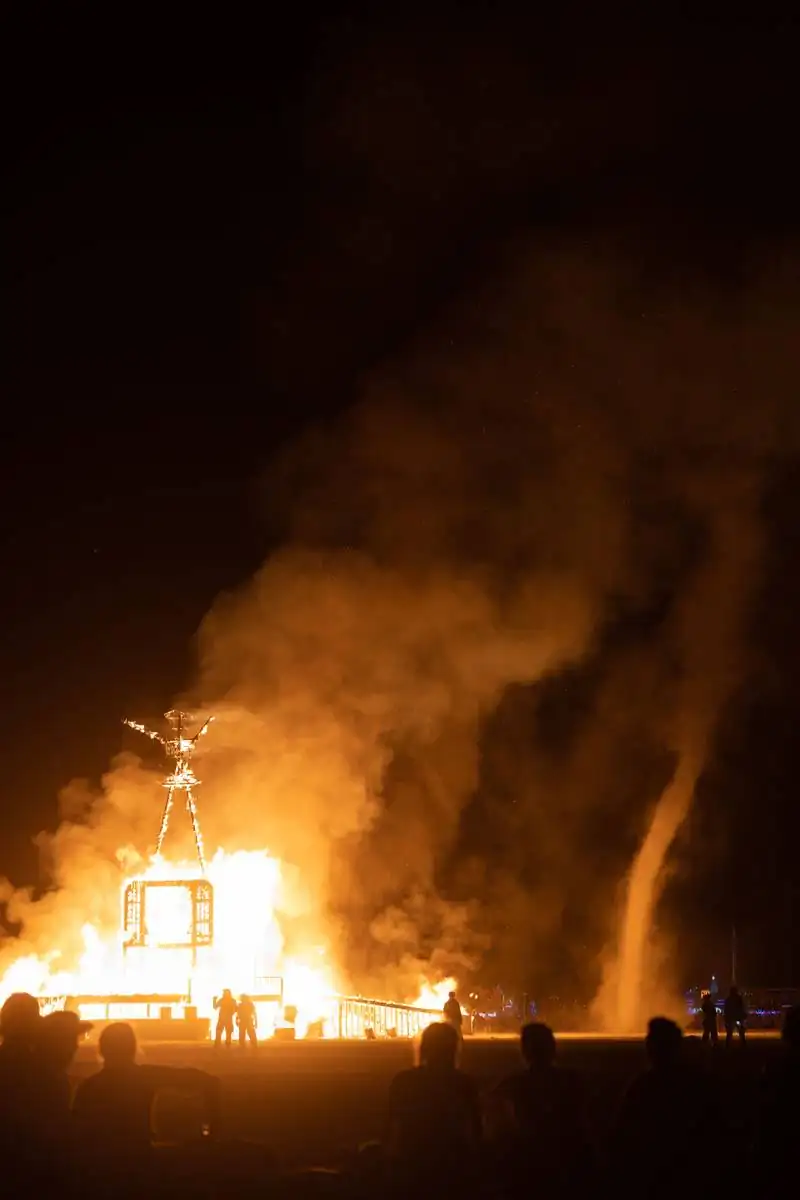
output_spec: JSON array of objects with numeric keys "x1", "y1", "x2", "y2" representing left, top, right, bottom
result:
[{"x1": 2, "y1": 13, "x2": 799, "y2": 989}]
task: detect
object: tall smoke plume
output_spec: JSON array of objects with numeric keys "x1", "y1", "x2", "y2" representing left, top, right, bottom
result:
[
  {"x1": 187, "y1": 245, "x2": 796, "y2": 1004},
  {"x1": 1, "y1": 244, "x2": 797, "y2": 1013}
]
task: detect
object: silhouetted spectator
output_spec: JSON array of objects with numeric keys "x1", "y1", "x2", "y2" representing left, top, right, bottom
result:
[
  {"x1": 754, "y1": 1004, "x2": 800, "y2": 1183},
  {"x1": 0, "y1": 995, "x2": 41, "y2": 1136},
  {"x1": 35, "y1": 1010, "x2": 93, "y2": 1138},
  {"x1": 724, "y1": 986, "x2": 747, "y2": 1047},
  {"x1": 214, "y1": 988, "x2": 237, "y2": 1048},
  {"x1": 612, "y1": 1016, "x2": 718, "y2": 1198},
  {"x1": 487, "y1": 1021, "x2": 593, "y2": 1198},
  {"x1": 386, "y1": 1022, "x2": 482, "y2": 1190},
  {"x1": 700, "y1": 994, "x2": 719, "y2": 1046},
  {"x1": 237, "y1": 994, "x2": 258, "y2": 1049},
  {"x1": 72, "y1": 1022, "x2": 219, "y2": 1172},
  {"x1": 443, "y1": 991, "x2": 463, "y2": 1036},
  {"x1": 0, "y1": 992, "x2": 65, "y2": 1185},
  {"x1": 0, "y1": 990, "x2": 40, "y2": 1057}
]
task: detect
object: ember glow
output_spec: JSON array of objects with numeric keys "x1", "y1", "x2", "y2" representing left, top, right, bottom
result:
[{"x1": 413, "y1": 978, "x2": 461, "y2": 1012}]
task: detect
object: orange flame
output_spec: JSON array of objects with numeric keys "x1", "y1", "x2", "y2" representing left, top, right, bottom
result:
[
  {"x1": 0, "y1": 848, "x2": 336, "y2": 1036},
  {"x1": 0, "y1": 848, "x2": 463, "y2": 1038}
]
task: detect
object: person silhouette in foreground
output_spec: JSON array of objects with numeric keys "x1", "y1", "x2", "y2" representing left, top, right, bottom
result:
[
  {"x1": 612, "y1": 1016, "x2": 718, "y2": 1198},
  {"x1": 386, "y1": 1021, "x2": 482, "y2": 1190},
  {"x1": 35, "y1": 1010, "x2": 93, "y2": 1138},
  {"x1": 724, "y1": 985, "x2": 747, "y2": 1047},
  {"x1": 754, "y1": 1004, "x2": 800, "y2": 1183},
  {"x1": 700, "y1": 993, "x2": 719, "y2": 1047},
  {"x1": 488, "y1": 1021, "x2": 593, "y2": 1198},
  {"x1": 443, "y1": 991, "x2": 463, "y2": 1037},
  {"x1": 213, "y1": 988, "x2": 237, "y2": 1049},
  {"x1": 0, "y1": 992, "x2": 73, "y2": 1185},
  {"x1": 0, "y1": 991, "x2": 41, "y2": 1078},
  {"x1": 0, "y1": 994, "x2": 43, "y2": 1155},
  {"x1": 72, "y1": 1022, "x2": 220, "y2": 1167},
  {"x1": 237, "y1": 994, "x2": 258, "y2": 1049}
]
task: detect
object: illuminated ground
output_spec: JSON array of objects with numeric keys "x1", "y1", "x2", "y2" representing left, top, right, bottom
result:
[{"x1": 67, "y1": 1032, "x2": 783, "y2": 1167}]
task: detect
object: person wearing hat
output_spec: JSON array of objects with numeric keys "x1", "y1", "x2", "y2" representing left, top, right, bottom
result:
[
  {"x1": 37, "y1": 1009, "x2": 94, "y2": 1072},
  {"x1": 35, "y1": 1009, "x2": 94, "y2": 1117},
  {"x1": 32, "y1": 1008, "x2": 94, "y2": 1172}
]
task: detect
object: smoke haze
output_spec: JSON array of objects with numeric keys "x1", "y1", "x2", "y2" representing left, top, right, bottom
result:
[
  {"x1": 2, "y1": 244, "x2": 798, "y2": 1014},
  {"x1": 0, "y1": 758, "x2": 156, "y2": 987},
  {"x1": 188, "y1": 245, "x2": 797, "y2": 1005}
]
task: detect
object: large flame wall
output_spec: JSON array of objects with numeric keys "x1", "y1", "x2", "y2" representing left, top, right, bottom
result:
[{"x1": 1, "y1": 845, "x2": 459, "y2": 1039}]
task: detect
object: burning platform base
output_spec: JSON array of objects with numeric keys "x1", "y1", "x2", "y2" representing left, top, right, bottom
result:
[
  {"x1": 61, "y1": 994, "x2": 208, "y2": 1041},
  {"x1": 46, "y1": 992, "x2": 443, "y2": 1042},
  {"x1": 88, "y1": 1017, "x2": 211, "y2": 1042}
]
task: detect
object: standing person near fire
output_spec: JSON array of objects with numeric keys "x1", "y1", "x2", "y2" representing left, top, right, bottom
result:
[
  {"x1": 443, "y1": 991, "x2": 463, "y2": 1038},
  {"x1": 700, "y1": 992, "x2": 719, "y2": 1047},
  {"x1": 213, "y1": 988, "x2": 237, "y2": 1049},
  {"x1": 724, "y1": 985, "x2": 747, "y2": 1047},
  {"x1": 237, "y1": 994, "x2": 258, "y2": 1049}
]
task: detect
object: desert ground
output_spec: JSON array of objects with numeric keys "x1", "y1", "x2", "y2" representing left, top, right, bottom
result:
[{"x1": 67, "y1": 1032, "x2": 781, "y2": 1168}]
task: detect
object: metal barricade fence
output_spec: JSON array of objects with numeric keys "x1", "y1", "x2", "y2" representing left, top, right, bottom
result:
[{"x1": 330, "y1": 995, "x2": 440, "y2": 1039}]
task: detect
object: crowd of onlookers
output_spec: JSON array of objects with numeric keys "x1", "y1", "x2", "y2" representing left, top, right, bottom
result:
[{"x1": 0, "y1": 989, "x2": 797, "y2": 1198}]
